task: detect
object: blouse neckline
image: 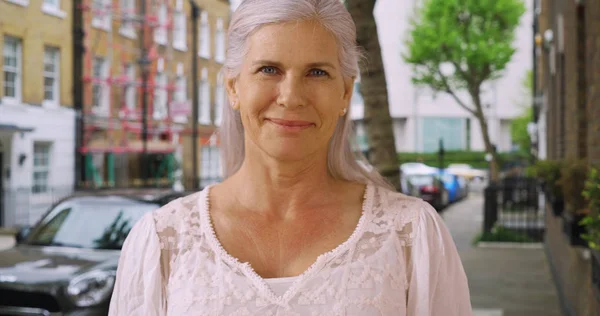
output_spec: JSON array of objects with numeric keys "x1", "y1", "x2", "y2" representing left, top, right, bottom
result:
[{"x1": 197, "y1": 182, "x2": 375, "y2": 306}]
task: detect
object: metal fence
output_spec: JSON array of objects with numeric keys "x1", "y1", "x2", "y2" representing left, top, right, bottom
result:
[
  {"x1": 0, "y1": 187, "x2": 74, "y2": 228},
  {"x1": 483, "y1": 177, "x2": 546, "y2": 242}
]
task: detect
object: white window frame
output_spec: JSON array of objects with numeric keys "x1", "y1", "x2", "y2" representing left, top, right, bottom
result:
[
  {"x1": 42, "y1": 0, "x2": 66, "y2": 18},
  {"x1": 3, "y1": 36, "x2": 22, "y2": 105},
  {"x1": 119, "y1": 0, "x2": 136, "y2": 39},
  {"x1": 214, "y1": 73, "x2": 224, "y2": 125},
  {"x1": 92, "y1": 56, "x2": 110, "y2": 114},
  {"x1": 172, "y1": 71, "x2": 188, "y2": 123},
  {"x1": 43, "y1": 46, "x2": 60, "y2": 107},
  {"x1": 92, "y1": 0, "x2": 112, "y2": 31},
  {"x1": 154, "y1": 3, "x2": 168, "y2": 45},
  {"x1": 153, "y1": 71, "x2": 168, "y2": 120},
  {"x1": 125, "y1": 63, "x2": 136, "y2": 112},
  {"x1": 199, "y1": 11, "x2": 211, "y2": 58},
  {"x1": 199, "y1": 68, "x2": 211, "y2": 124},
  {"x1": 215, "y1": 18, "x2": 225, "y2": 63},
  {"x1": 32, "y1": 142, "x2": 52, "y2": 195},
  {"x1": 4, "y1": 0, "x2": 29, "y2": 7},
  {"x1": 173, "y1": 0, "x2": 187, "y2": 51}
]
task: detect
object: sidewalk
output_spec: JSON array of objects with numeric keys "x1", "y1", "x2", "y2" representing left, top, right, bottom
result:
[{"x1": 442, "y1": 193, "x2": 562, "y2": 316}]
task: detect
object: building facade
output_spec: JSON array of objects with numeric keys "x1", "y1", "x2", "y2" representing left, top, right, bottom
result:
[
  {"x1": 73, "y1": 0, "x2": 230, "y2": 190},
  {"x1": 351, "y1": 0, "x2": 533, "y2": 154},
  {"x1": 536, "y1": 0, "x2": 600, "y2": 314},
  {"x1": 0, "y1": 0, "x2": 75, "y2": 226}
]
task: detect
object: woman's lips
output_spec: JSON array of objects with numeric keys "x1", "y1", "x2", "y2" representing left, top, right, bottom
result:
[{"x1": 266, "y1": 118, "x2": 314, "y2": 131}]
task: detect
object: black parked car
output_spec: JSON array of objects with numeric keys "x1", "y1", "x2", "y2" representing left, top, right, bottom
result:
[
  {"x1": 0, "y1": 189, "x2": 189, "y2": 316},
  {"x1": 406, "y1": 174, "x2": 449, "y2": 211}
]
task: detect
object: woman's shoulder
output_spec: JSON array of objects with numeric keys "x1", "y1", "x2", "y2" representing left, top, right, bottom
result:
[
  {"x1": 370, "y1": 184, "x2": 442, "y2": 237},
  {"x1": 146, "y1": 189, "x2": 207, "y2": 249}
]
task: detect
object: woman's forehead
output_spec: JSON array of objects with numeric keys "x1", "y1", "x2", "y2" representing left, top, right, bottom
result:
[{"x1": 246, "y1": 21, "x2": 340, "y2": 66}]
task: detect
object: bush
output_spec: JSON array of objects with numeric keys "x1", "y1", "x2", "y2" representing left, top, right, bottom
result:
[
  {"x1": 473, "y1": 225, "x2": 535, "y2": 244},
  {"x1": 557, "y1": 160, "x2": 588, "y2": 214},
  {"x1": 526, "y1": 159, "x2": 564, "y2": 198},
  {"x1": 398, "y1": 150, "x2": 529, "y2": 170},
  {"x1": 581, "y1": 168, "x2": 600, "y2": 250}
]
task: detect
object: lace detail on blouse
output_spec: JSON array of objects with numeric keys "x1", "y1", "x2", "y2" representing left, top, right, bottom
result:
[{"x1": 108, "y1": 184, "x2": 472, "y2": 316}]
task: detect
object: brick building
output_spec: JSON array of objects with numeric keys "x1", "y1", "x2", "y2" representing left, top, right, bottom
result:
[
  {"x1": 73, "y1": 0, "x2": 230, "y2": 189},
  {"x1": 0, "y1": 0, "x2": 76, "y2": 226},
  {"x1": 536, "y1": 0, "x2": 600, "y2": 314}
]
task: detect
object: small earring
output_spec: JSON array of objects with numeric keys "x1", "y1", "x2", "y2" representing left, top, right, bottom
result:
[
  {"x1": 341, "y1": 108, "x2": 347, "y2": 116},
  {"x1": 231, "y1": 101, "x2": 239, "y2": 110}
]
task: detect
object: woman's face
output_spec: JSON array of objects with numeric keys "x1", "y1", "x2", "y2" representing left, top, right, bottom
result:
[{"x1": 227, "y1": 20, "x2": 353, "y2": 163}]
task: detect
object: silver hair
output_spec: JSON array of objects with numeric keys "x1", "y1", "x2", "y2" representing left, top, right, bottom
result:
[{"x1": 218, "y1": 0, "x2": 394, "y2": 190}]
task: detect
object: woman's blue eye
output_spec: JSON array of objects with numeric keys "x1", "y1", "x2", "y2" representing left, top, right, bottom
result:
[
  {"x1": 260, "y1": 66, "x2": 277, "y2": 74},
  {"x1": 310, "y1": 69, "x2": 328, "y2": 77}
]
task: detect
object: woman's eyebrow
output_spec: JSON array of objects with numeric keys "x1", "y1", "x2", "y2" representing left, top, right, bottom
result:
[{"x1": 251, "y1": 60, "x2": 337, "y2": 70}]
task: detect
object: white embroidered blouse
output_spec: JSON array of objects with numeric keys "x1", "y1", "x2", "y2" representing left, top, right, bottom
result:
[{"x1": 108, "y1": 184, "x2": 472, "y2": 316}]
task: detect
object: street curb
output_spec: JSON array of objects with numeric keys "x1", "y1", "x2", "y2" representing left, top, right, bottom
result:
[
  {"x1": 476, "y1": 242, "x2": 544, "y2": 249},
  {"x1": 0, "y1": 228, "x2": 18, "y2": 236}
]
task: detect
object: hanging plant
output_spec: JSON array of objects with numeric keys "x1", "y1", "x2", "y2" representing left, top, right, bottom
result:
[{"x1": 581, "y1": 168, "x2": 600, "y2": 250}]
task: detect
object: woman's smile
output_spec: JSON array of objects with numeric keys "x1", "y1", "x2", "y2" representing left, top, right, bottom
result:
[{"x1": 265, "y1": 118, "x2": 315, "y2": 132}]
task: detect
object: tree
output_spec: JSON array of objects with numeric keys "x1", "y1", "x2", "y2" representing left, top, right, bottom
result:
[
  {"x1": 346, "y1": 0, "x2": 400, "y2": 188},
  {"x1": 404, "y1": 0, "x2": 526, "y2": 181},
  {"x1": 511, "y1": 70, "x2": 533, "y2": 155}
]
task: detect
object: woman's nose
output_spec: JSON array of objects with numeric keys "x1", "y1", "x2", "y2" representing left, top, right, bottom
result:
[{"x1": 276, "y1": 75, "x2": 306, "y2": 109}]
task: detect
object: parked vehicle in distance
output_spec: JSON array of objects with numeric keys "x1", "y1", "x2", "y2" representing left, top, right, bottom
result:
[
  {"x1": 446, "y1": 163, "x2": 487, "y2": 181},
  {"x1": 440, "y1": 172, "x2": 461, "y2": 203},
  {"x1": 406, "y1": 174, "x2": 449, "y2": 211},
  {"x1": 0, "y1": 189, "x2": 189, "y2": 316}
]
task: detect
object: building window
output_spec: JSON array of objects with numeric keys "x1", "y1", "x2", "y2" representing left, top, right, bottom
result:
[
  {"x1": 173, "y1": 0, "x2": 186, "y2": 50},
  {"x1": 92, "y1": 56, "x2": 109, "y2": 111},
  {"x1": 199, "y1": 11, "x2": 210, "y2": 58},
  {"x1": 119, "y1": 0, "x2": 136, "y2": 38},
  {"x1": 154, "y1": 3, "x2": 168, "y2": 45},
  {"x1": 92, "y1": 0, "x2": 111, "y2": 31},
  {"x1": 153, "y1": 72, "x2": 168, "y2": 119},
  {"x1": 43, "y1": 0, "x2": 58, "y2": 8},
  {"x1": 199, "y1": 68, "x2": 211, "y2": 124},
  {"x1": 33, "y1": 142, "x2": 52, "y2": 194},
  {"x1": 420, "y1": 117, "x2": 467, "y2": 153},
  {"x1": 215, "y1": 18, "x2": 225, "y2": 63},
  {"x1": 214, "y1": 73, "x2": 225, "y2": 125},
  {"x1": 3, "y1": 36, "x2": 22, "y2": 103},
  {"x1": 200, "y1": 145, "x2": 222, "y2": 188},
  {"x1": 43, "y1": 46, "x2": 60, "y2": 106},
  {"x1": 125, "y1": 63, "x2": 136, "y2": 111}
]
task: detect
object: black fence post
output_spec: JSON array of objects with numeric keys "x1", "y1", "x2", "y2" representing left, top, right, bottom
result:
[{"x1": 484, "y1": 183, "x2": 499, "y2": 234}]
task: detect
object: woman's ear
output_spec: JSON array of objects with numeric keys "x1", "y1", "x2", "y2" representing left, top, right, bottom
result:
[
  {"x1": 226, "y1": 77, "x2": 240, "y2": 110},
  {"x1": 343, "y1": 76, "x2": 355, "y2": 104}
]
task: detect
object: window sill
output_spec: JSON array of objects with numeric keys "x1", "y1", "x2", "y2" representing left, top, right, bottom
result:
[
  {"x1": 42, "y1": 5, "x2": 66, "y2": 19},
  {"x1": 155, "y1": 37, "x2": 168, "y2": 46},
  {"x1": 92, "y1": 20, "x2": 111, "y2": 32},
  {"x1": 215, "y1": 56, "x2": 225, "y2": 64},
  {"x1": 92, "y1": 106, "x2": 110, "y2": 117},
  {"x1": 199, "y1": 118, "x2": 212, "y2": 125},
  {"x1": 2, "y1": 97, "x2": 22, "y2": 106},
  {"x1": 119, "y1": 28, "x2": 137, "y2": 39},
  {"x1": 42, "y1": 100, "x2": 60, "y2": 109},
  {"x1": 199, "y1": 52, "x2": 211, "y2": 59},
  {"x1": 174, "y1": 43, "x2": 188, "y2": 52},
  {"x1": 4, "y1": 0, "x2": 28, "y2": 7}
]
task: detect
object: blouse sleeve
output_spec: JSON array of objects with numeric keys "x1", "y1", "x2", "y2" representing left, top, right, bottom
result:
[
  {"x1": 108, "y1": 212, "x2": 166, "y2": 316},
  {"x1": 406, "y1": 202, "x2": 472, "y2": 315}
]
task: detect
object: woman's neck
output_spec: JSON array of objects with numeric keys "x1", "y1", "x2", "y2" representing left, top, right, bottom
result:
[{"x1": 223, "y1": 147, "x2": 343, "y2": 220}]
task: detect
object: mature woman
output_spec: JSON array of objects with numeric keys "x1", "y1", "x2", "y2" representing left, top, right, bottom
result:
[{"x1": 109, "y1": 0, "x2": 471, "y2": 314}]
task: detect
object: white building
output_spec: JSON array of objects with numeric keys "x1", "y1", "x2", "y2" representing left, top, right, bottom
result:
[
  {"x1": 351, "y1": 0, "x2": 533, "y2": 153},
  {"x1": 0, "y1": 104, "x2": 75, "y2": 227}
]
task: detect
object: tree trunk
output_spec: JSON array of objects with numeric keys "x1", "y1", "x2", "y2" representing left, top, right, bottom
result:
[
  {"x1": 346, "y1": 0, "x2": 400, "y2": 189},
  {"x1": 471, "y1": 89, "x2": 500, "y2": 182}
]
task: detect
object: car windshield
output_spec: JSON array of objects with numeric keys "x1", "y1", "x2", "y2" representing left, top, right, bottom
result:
[
  {"x1": 26, "y1": 198, "x2": 158, "y2": 250},
  {"x1": 442, "y1": 174, "x2": 455, "y2": 183},
  {"x1": 409, "y1": 175, "x2": 434, "y2": 186}
]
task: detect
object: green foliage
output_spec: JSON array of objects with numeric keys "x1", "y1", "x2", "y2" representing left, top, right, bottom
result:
[
  {"x1": 398, "y1": 150, "x2": 529, "y2": 169},
  {"x1": 510, "y1": 70, "x2": 534, "y2": 154},
  {"x1": 404, "y1": 0, "x2": 526, "y2": 92},
  {"x1": 473, "y1": 225, "x2": 535, "y2": 244},
  {"x1": 526, "y1": 159, "x2": 564, "y2": 198},
  {"x1": 580, "y1": 168, "x2": 600, "y2": 250},
  {"x1": 557, "y1": 160, "x2": 589, "y2": 214}
]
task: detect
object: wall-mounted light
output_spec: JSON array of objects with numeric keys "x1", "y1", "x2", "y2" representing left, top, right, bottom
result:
[
  {"x1": 543, "y1": 29, "x2": 554, "y2": 51},
  {"x1": 18, "y1": 153, "x2": 26, "y2": 166}
]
